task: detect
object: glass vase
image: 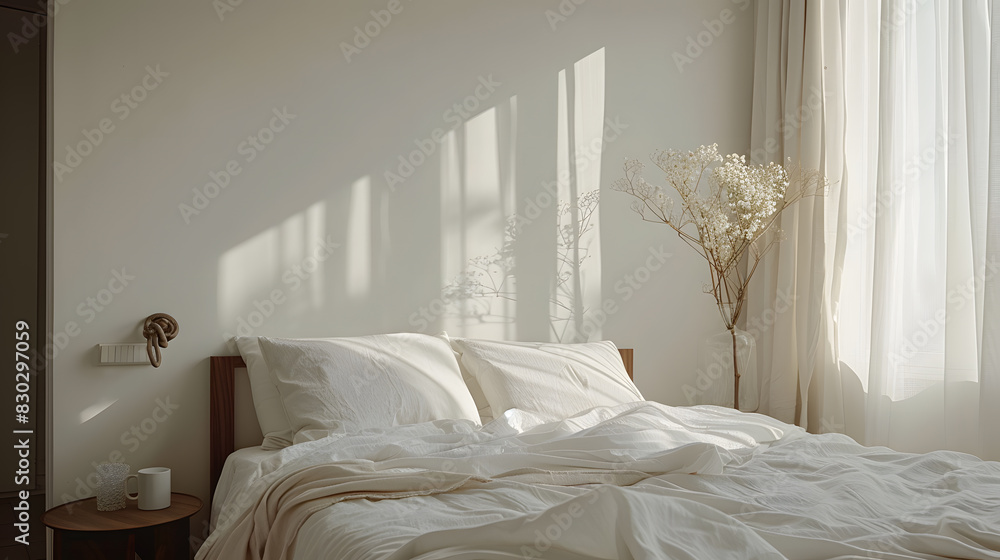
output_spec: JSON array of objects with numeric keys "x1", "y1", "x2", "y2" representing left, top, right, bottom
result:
[
  {"x1": 96, "y1": 462, "x2": 130, "y2": 511},
  {"x1": 695, "y1": 328, "x2": 758, "y2": 411}
]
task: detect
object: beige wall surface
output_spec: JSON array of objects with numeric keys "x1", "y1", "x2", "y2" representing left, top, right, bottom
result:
[{"x1": 52, "y1": 0, "x2": 755, "y2": 545}]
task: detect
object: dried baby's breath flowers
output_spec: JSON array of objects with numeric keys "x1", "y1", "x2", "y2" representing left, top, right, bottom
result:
[{"x1": 614, "y1": 144, "x2": 825, "y2": 408}]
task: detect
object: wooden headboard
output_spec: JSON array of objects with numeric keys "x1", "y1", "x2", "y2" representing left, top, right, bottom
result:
[{"x1": 208, "y1": 348, "x2": 634, "y2": 499}]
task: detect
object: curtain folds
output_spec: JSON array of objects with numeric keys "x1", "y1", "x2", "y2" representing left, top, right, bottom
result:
[
  {"x1": 983, "y1": 0, "x2": 1000, "y2": 461},
  {"x1": 749, "y1": 0, "x2": 997, "y2": 461},
  {"x1": 747, "y1": 0, "x2": 847, "y2": 432}
]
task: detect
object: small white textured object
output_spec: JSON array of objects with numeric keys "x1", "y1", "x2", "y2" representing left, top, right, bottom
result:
[{"x1": 95, "y1": 462, "x2": 130, "y2": 511}]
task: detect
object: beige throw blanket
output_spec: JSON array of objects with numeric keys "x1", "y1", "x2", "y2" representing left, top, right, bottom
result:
[{"x1": 202, "y1": 461, "x2": 703, "y2": 560}]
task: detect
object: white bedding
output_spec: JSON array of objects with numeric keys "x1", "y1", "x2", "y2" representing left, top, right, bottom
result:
[
  {"x1": 212, "y1": 446, "x2": 280, "y2": 530},
  {"x1": 200, "y1": 403, "x2": 1000, "y2": 560}
]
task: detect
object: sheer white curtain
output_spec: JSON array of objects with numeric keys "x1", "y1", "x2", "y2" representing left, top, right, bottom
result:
[
  {"x1": 749, "y1": 0, "x2": 999, "y2": 461},
  {"x1": 746, "y1": 0, "x2": 847, "y2": 432}
]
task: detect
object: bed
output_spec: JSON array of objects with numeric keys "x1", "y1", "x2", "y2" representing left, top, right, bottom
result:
[{"x1": 197, "y1": 334, "x2": 1000, "y2": 560}]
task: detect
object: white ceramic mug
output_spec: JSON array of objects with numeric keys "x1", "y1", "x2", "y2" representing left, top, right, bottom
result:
[{"x1": 124, "y1": 467, "x2": 171, "y2": 510}]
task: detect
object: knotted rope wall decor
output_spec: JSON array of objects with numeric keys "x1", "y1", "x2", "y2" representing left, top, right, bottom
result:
[{"x1": 142, "y1": 313, "x2": 179, "y2": 368}]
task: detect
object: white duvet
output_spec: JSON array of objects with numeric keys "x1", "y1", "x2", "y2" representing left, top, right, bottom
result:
[{"x1": 198, "y1": 402, "x2": 1000, "y2": 560}]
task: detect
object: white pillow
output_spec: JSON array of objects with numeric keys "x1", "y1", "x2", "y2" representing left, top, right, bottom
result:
[
  {"x1": 451, "y1": 339, "x2": 643, "y2": 423},
  {"x1": 437, "y1": 332, "x2": 494, "y2": 424},
  {"x1": 257, "y1": 334, "x2": 481, "y2": 444},
  {"x1": 234, "y1": 337, "x2": 295, "y2": 450}
]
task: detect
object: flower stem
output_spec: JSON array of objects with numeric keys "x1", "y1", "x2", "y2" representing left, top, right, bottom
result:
[{"x1": 730, "y1": 326, "x2": 740, "y2": 411}]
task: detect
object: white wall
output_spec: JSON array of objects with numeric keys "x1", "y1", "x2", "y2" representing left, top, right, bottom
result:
[{"x1": 52, "y1": 0, "x2": 755, "y2": 545}]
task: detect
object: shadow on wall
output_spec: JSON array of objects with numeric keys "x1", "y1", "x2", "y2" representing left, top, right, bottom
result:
[{"x1": 215, "y1": 47, "x2": 616, "y2": 346}]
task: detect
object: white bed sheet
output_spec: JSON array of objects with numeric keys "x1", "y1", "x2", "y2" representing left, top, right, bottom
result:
[
  {"x1": 212, "y1": 446, "x2": 281, "y2": 530},
  {"x1": 203, "y1": 403, "x2": 1000, "y2": 560}
]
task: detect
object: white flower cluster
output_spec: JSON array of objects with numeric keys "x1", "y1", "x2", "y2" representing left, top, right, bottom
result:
[
  {"x1": 614, "y1": 142, "x2": 821, "y2": 336},
  {"x1": 614, "y1": 144, "x2": 791, "y2": 271},
  {"x1": 714, "y1": 154, "x2": 788, "y2": 242},
  {"x1": 691, "y1": 201, "x2": 735, "y2": 264},
  {"x1": 653, "y1": 143, "x2": 723, "y2": 197}
]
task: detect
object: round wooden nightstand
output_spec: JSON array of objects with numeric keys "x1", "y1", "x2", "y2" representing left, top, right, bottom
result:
[{"x1": 43, "y1": 492, "x2": 201, "y2": 559}]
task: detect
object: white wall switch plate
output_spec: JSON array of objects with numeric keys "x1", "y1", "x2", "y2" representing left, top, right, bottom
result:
[{"x1": 98, "y1": 343, "x2": 149, "y2": 365}]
